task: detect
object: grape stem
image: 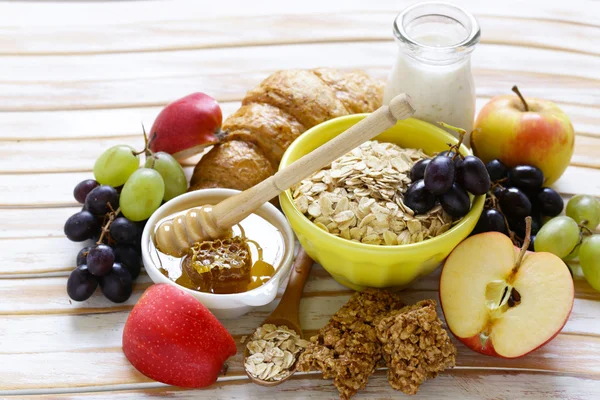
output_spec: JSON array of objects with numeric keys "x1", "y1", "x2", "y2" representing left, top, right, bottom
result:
[
  {"x1": 438, "y1": 122, "x2": 467, "y2": 161},
  {"x1": 513, "y1": 216, "x2": 532, "y2": 274},
  {"x1": 96, "y1": 206, "x2": 121, "y2": 245},
  {"x1": 579, "y1": 221, "x2": 594, "y2": 236},
  {"x1": 133, "y1": 124, "x2": 153, "y2": 157},
  {"x1": 512, "y1": 85, "x2": 530, "y2": 112}
]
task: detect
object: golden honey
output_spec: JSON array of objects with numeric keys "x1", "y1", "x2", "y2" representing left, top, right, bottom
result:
[{"x1": 150, "y1": 209, "x2": 283, "y2": 294}]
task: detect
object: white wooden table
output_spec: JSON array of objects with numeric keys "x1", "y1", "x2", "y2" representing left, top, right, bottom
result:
[{"x1": 1, "y1": 0, "x2": 599, "y2": 398}]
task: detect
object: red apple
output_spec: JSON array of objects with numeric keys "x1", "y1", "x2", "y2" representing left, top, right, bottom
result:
[
  {"x1": 122, "y1": 284, "x2": 236, "y2": 387},
  {"x1": 472, "y1": 86, "x2": 574, "y2": 185},
  {"x1": 440, "y1": 231, "x2": 573, "y2": 358},
  {"x1": 148, "y1": 93, "x2": 223, "y2": 160}
]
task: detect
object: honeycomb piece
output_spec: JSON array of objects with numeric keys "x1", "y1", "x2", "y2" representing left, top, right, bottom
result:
[{"x1": 183, "y1": 236, "x2": 252, "y2": 293}]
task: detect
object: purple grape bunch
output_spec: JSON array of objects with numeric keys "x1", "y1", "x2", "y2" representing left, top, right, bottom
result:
[
  {"x1": 405, "y1": 137, "x2": 490, "y2": 218},
  {"x1": 65, "y1": 179, "x2": 145, "y2": 303},
  {"x1": 472, "y1": 159, "x2": 563, "y2": 249}
]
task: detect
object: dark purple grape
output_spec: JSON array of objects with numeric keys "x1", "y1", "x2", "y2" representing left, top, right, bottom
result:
[
  {"x1": 134, "y1": 220, "x2": 147, "y2": 250},
  {"x1": 486, "y1": 159, "x2": 508, "y2": 182},
  {"x1": 522, "y1": 188, "x2": 540, "y2": 208},
  {"x1": 492, "y1": 185, "x2": 506, "y2": 200},
  {"x1": 403, "y1": 179, "x2": 436, "y2": 215},
  {"x1": 440, "y1": 184, "x2": 470, "y2": 217},
  {"x1": 424, "y1": 156, "x2": 455, "y2": 195},
  {"x1": 134, "y1": 220, "x2": 147, "y2": 237},
  {"x1": 76, "y1": 246, "x2": 91, "y2": 266},
  {"x1": 73, "y1": 179, "x2": 99, "y2": 204},
  {"x1": 474, "y1": 209, "x2": 508, "y2": 235},
  {"x1": 110, "y1": 217, "x2": 137, "y2": 244},
  {"x1": 64, "y1": 211, "x2": 100, "y2": 242},
  {"x1": 439, "y1": 151, "x2": 462, "y2": 166},
  {"x1": 537, "y1": 187, "x2": 564, "y2": 217},
  {"x1": 100, "y1": 263, "x2": 133, "y2": 303},
  {"x1": 456, "y1": 155, "x2": 491, "y2": 196},
  {"x1": 528, "y1": 234, "x2": 536, "y2": 251},
  {"x1": 114, "y1": 244, "x2": 142, "y2": 280},
  {"x1": 67, "y1": 265, "x2": 98, "y2": 301},
  {"x1": 87, "y1": 244, "x2": 115, "y2": 276},
  {"x1": 410, "y1": 159, "x2": 431, "y2": 182},
  {"x1": 508, "y1": 165, "x2": 544, "y2": 190},
  {"x1": 510, "y1": 216, "x2": 541, "y2": 237},
  {"x1": 85, "y1": 185, "x2": 119, "y2": 216},
  {"x1": 500, "y1": 187, "x2": 532, "y2": 219}
]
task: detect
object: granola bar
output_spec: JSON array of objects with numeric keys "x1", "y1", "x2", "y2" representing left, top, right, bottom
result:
[
  {"x1": 297, "y1": 289, "x2": 405, "y2": 399},
  {"x1": 375, "y1": 299, "x2": 457, "y2": 395}
]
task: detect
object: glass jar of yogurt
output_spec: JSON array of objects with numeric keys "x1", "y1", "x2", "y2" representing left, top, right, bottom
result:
[{"x1": 384, "y1": 2, "x2": 480, "y2": 142}]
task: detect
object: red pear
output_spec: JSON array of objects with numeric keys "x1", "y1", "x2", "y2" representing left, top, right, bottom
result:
[
  {"x1": 122, "y1": 284, "x2": 236, "y2": 387},
  {"x1": 148, "y1": 92, "x2": 223, "y2": 160}
]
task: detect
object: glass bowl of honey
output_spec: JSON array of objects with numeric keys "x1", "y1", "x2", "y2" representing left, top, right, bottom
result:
[{"x1": 141, "y1": 188, "x2": 296, "y2": 319}]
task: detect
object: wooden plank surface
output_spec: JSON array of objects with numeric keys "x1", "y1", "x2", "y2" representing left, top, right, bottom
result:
[
  {"x1": 1, "y1": 0, "x2": 599, "y2": 398},
  {"x1": 12, "y1": 372, "x2": 600, "y2": 400}
]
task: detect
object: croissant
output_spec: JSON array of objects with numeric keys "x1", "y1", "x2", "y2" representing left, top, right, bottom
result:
[{"x1": 189, "y1": 68, "x2": 384, "y2": 193}]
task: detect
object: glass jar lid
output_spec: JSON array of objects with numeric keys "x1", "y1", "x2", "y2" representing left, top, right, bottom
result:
[{"x1": 393, "y1": 2, "x2": 481, "y2": 64}]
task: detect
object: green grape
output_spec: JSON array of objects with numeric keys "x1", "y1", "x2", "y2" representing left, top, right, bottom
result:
[
  {"x1": 94, "y1": 145, "x2": 139, "y2": 187},
  {"x1": 534, "y1": 216, "x2": 580, "y2": 259},
  {"x1": 566, "y1": 194, "x2": 600, "y2": 229},
  {"x1": 563, "y1": 242, "x2": 581, "y2": 261},
  {"x1": 579, "y1": 235, "x2": 600, "y2": 291},
  {"x1": 119, "y1": 168, "x2": 165, "y2": 221},
  {"x1": 144, "y1": 152, "x2": 188, "y2": 201}
]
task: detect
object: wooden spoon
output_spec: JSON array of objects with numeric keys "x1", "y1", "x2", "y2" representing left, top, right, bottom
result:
[
  {"x1": 243, "y1": 249, "x2": 314, "y2": 386},
  {"x1": 155, "y1": 93, "x2": 415, "y2": 256}
]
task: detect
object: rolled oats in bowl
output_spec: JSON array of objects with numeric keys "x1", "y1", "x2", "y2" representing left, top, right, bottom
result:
[{"x1": 291, "y1": 140, "x2": 454, "y2": 246}]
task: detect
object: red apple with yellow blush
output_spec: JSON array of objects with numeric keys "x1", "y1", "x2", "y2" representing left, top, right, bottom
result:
[
  {"x1": 440, "y1": 223, "x2": 574, "y2": 359},
  {"x1": 471, "y1": 86, "x2": 574, "y2": 185}
]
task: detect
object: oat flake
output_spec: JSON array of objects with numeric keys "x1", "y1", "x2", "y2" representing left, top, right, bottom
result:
[{"x1": 291, "y1": 141, "x2": 454, "y2": 245}]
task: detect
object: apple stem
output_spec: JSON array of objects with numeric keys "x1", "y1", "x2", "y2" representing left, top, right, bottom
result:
[
  {"x1": 513, "y1": 216, "x2": 532, "y2": 273},
  {"x1": 511, "y1": 85, "x2": 530, "y2": 112},
  {"x1": 96, "y1": 206, "x2": 121, "y2": 245}
]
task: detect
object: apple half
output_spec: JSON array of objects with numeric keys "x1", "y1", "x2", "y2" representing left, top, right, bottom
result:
[{"x1": 440, "y1": 232, "x2": 573, "y2": 358}]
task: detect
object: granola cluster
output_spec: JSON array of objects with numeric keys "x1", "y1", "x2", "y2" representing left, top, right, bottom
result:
[
  {"x1": 297, "y1": 289, "x2": 405, "y2": 399},
  {"x1": 376, "y1": 300, "x2": 457, "y2": 395},
  {"x1": 297, "y1": 290, "x2": 456, "y2": 399}
]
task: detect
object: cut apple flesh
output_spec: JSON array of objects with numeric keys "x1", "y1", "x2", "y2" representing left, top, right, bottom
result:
[
  {"x1": 491, "y1": 252, "x2": 573, "y2": 357},
  {"x1": 441, "y1": 233, "x2": 516, "y2": 338},
  {"x1": 440, "y1": 232, "x2": 574, "y2": 358}
]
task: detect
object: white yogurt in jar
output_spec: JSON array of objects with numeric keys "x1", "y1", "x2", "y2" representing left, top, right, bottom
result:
[{"x1": 384, "y1": 3, "x2": 480, "y2": 142}]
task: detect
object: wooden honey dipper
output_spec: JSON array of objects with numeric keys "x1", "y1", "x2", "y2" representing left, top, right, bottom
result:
[{"x1": 155, "y1": 94, "x2": 415, "y2": 256}]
